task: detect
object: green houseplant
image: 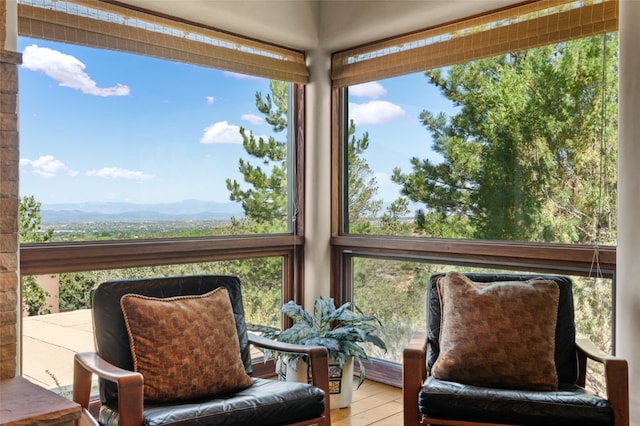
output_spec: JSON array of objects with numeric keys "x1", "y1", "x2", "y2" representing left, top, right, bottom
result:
[{"x1": 251, "y1": 296, "x2": 386, "y2": 389}]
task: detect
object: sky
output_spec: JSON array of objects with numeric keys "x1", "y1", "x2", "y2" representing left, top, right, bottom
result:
[{"x1": 18, "y1": 36, "x2": 453, "y2": 208}]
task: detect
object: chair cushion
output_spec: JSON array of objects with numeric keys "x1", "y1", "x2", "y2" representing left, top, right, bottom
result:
[
  {"x1": 99, "y1": 378, "x2": 326, "y2": 426},
  {"x1": 419, "y1": 376, "x2": 614, "y2": 426},
  {"x1": 121, "y1": 288, "x2": 252, "y2": 402},
  {"x1": 431, "y1": 272, "x2": 560, "y2": 391}
]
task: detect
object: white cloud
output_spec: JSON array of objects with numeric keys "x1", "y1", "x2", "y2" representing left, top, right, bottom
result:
[
  {"x1": 20, "y1": 155, "x2": 78, "y2": 178},
  {"x1": 349, "y1": 101, "x2": 405, "y2": 125},
  {"x1": 224, "y1": 71, "x2": 263, "y2": 81},
  {"x1": 200, "y1": 121, "x2": 243, "y2": 144},
  {"x1": 350, "y1": 81, "x2": 387, "y2": 99},
  {"x1": 22, "y1": 44, "x2": 130, "y2": 97},
  {"x1": 241, "y1": 113, "x2": 264, "y2": 125},
  {"x1": 86, "y1": 167, "x2": 155, "y2": 180},
  {"x1": 206, "y1": 96, "x2": 215, "y2": 106}
]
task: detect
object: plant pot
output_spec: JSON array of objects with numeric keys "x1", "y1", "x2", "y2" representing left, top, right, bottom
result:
[{"x1": 276, "y1": 356, "x2": 355, "y2": 408}]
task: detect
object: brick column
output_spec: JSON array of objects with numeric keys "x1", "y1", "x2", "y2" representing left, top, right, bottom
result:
[{"x1": 0, "y1": 44, "x2": 22, "y2": 379}]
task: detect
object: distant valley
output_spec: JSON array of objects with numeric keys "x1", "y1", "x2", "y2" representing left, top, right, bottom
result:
[{"x1": 41, "y1": 200, "x2": 244, "y2": 224}]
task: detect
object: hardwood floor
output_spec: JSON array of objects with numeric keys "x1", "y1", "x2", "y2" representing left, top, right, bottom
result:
[{"x1": 331, "y1": 380, "x2": 403, "y2": 426}]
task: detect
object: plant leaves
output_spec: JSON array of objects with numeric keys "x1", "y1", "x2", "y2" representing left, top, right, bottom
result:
[
  {"x1": 256, "y1": 297, "x2": 386, "y2": 386},
  {"x1": 281, "y1": 300, "x2": 314, "y2": 327}
]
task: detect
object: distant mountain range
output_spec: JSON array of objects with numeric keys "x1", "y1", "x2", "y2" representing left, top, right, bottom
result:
[{"x1": 41, "y1": 200, "x2": 244, "y2": 223}]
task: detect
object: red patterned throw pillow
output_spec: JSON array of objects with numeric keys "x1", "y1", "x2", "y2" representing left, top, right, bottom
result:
[
  {"x1": 120, "y1": 287, "x2": 252, "y2": 402},
  {"x1": 431, "y1": 271, "x2": 560, "y2": 391}
]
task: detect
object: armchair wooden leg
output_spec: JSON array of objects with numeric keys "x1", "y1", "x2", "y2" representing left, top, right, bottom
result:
[
  {"x1": 307, "y1": 347, "x2": 331, "y2": 426},
  {"x1": 605, "y1": 358, "x2": 629, "y2": 426},
  {"x1": 73, "y1": 354, "x2": 93, "y2": 411},
  {"x1": 403, "y1": 346, "x2": 426, "y2": 426},
  {"x1": 117, "y1": 375, "x2": 144, "y2": 426}
]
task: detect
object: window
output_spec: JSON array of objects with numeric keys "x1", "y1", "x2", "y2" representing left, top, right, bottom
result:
[
  {"x1": 17, "y1": 0, "x2": 307, "y2": 380},
  {"x1": 22, "y1": 258, "x2": 284, "y2": 391},
  {"x1": 17, "y1": 0, "x2": 306, "y2": 244},
  {"x1": 19, "y1": 36, "x2": 297, "y2": 239},
  {"x1": 331, "y1": 0, "x2": 618, "y2": 384},
  {"x1": 342, "y1": 33, "x2": 618, "y2": 246},
  {"x1": 351, "y1": 256, "x2": 612, "y2": 394},
  {"x1": 18, "y1": 0, "x2": 306, "y2": 269}
]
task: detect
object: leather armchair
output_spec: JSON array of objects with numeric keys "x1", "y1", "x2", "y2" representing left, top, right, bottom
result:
[
  {"x1": 72, "y1": 275, "x2": 331, "y2": 426},
  {"x1": 403, "y1": 273, "x2": 629, "y2": 426}
]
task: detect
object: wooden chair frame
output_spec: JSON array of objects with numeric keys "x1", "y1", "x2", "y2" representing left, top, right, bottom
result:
[
  {"x1": 402, "y1": 332, "x2": 629, "y2": 426},
  {"x1": 73, "y1": 333, "x2": 331, "y2": 426}
]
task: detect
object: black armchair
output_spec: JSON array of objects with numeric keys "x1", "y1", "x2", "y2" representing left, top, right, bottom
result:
[
  {"x1": 403, "y1": 272, "x2": 629, "y2": 426},
  {"x1": 73, "y1": 275, "x2": 331, "y2": 426}
]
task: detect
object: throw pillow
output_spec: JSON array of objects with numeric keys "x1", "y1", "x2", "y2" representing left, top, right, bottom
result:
[
  {"x1": 120, "y1": 287, "x2": 252, "y2": 402},
  {"x1": 431, "y1": 271, "x2": 560, "y2": 391}
]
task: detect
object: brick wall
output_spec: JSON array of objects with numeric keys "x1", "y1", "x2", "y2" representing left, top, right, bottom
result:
[{"x1": 0, "y1": 44, "x2": 22, "y2": 379}]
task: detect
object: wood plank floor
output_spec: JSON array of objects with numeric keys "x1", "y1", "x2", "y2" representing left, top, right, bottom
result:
[{"x1": 330, "y1": 380, "x2": 403, "y2": 426}]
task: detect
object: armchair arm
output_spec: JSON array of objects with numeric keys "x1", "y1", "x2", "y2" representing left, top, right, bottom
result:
[
  {"x1": 576, "y1": 338, "x2": 629, "y2": 426},
  {"x1": 248, "y1": 332, "x2": 331, "y2": 422},
  {"x1": 403, "y1": 331, "x2": 428, "y2": 426},
  {"x1": 73, "y1": 352, "x2": 143, "y2": 426},
  {"x1": 248, "y1": 332, "x2": 321, "y2": 354},
  {"x1": 577, "y1": 337, "x2": 610, "y2": 364}
]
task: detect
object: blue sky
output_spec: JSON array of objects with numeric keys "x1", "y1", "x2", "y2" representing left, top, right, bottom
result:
[{"x1": 18, "y1": 36, "x2": 451, "y2": 208}]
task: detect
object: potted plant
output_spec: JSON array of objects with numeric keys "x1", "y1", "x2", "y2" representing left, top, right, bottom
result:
[{"x1": 250, "y1": 296, "x2": 386, "y2": 408}]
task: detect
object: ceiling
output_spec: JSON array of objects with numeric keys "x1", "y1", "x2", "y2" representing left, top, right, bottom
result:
[{"x1": 118, "y1": 0, "x2": 521, "y2": 52}]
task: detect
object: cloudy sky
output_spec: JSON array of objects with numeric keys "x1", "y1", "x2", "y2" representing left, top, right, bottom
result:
[{"x1": 18, "y1": 36, "x2": 449, "y2": 207}]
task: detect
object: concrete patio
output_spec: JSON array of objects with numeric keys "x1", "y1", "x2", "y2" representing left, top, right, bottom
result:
[{"x1": 22, "y1": 309, "x2": 94, "y2": 394}]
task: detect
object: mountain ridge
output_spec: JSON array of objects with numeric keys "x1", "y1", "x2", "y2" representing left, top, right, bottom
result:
[{"x1": 41, "y1": 200, "x2": 244, "y2": 223}]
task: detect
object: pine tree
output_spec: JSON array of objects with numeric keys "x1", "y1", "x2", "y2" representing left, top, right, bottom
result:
[
  {"x1": 392, "y1": 34, "x2": 618, "y2": 244},
  {"x1": 226, "y1": 80, "x2": 289, "y2": 231},
  {"x1": 19, "y1": 196, "x2": 53, "y2": 315},
  {"x1": 346, "y1": 120, "x2": 383, "y2": 233}
]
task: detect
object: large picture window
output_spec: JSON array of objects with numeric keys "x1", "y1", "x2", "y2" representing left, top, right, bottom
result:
[
  {"x1": 22, "y1": 257, "x2": 283, "y2": 391},
  {"x1": 342, "y1": 33, "x2": 618, "y2": 246},
  {"x1": 331, "y1": 0, "x2": 618, "y2": 385},
  {"x1": 18, "y1": 0, "x2": 306, "y2": 246},
  {"x1": 351, "y1": 256, "x2": 612, "y2": 394},
  {"x1": 17, "y1": 0, "x2": 306, "y2": 355},
  {"x1": 19, "y1": 36, "x2": 296, "y2": 240}
]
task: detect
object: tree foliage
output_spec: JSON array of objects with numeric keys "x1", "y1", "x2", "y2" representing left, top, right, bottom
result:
[
  {"x1": 19, "y1": 196, "x2": 54, "y2": 316},
  {"x1": 58, "y1": 272, "x2": 96, "y2": 311},
  {"x1": 226, "y1": 81, "x2": 383, "y2": 236},
  {"x1": 225, "y1": 80, "x2": 289, "y2": 231},
  {"x1": 20, "y1": 195, "x2": 53, "y2": 243},
  {"x1": 393, "y1": 35, "x2": 618, "y2": 245},
  {"x1": 346, "y1": 120, "x2": 383, "y2": 233}
]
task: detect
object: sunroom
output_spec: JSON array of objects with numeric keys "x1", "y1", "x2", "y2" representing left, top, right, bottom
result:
[{"x1": 1, "y1": 0, "x2": 638, "y2": 425}]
